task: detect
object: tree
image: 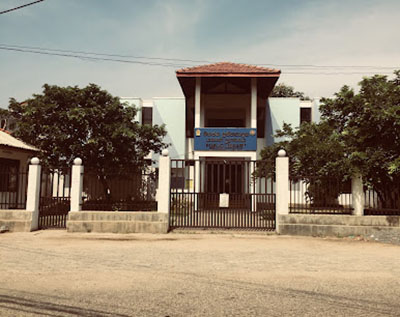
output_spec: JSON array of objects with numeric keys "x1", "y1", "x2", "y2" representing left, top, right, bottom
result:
[
  {"x1": 8, "y1": 84, "x2": 168, "y2": 199},
  {"x1": 259, "y1": 122, "x2": 351, "y2": 206},
  {"x1": 319, "y1": 71, "x2": 400, "y2": 209},
  {"x1": 270, "y1": 83, "x2": 310, "y2": 100},
  {"x1": 261, "y1": 71, "x2": 400, "y2": 209}
]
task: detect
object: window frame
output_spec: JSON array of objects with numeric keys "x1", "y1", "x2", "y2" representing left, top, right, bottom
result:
[
  {"x1": 300, "y1": 107, "x2": 312, "y2": 124},
  {"x1": 0, "y1": 158, "x2": 20, "y2": 192},
  {"x1": 141, "y1": 107, "x2": 153, "y2": 126}
]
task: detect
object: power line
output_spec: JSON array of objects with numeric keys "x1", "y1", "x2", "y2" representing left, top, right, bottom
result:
[
  {"x1": 257, "y1": 63, "x2": 399, "y2": 70},
  {"x1": 282, "y1": 71, "x2": 395, "y2": 75},
  {"x1": 0, "y1": 45, "x2": 397, "y2": 75},
  {"x1": 0, "y1": 0, "x2": 45, "y2": 15},
  {"x1": 1, "y1": 43, "x2": 399, "y2": 70},
  {"x1": 0, "y1": 43, "x2": 211, "y2": 65},
  {"x1": 0, "y1": 46, "x2": 191, "y2": 68}
]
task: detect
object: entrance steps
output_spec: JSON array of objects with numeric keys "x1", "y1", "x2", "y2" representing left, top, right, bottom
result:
[
  {"x1": 0, "y1": 210, "x2": 32, "y2": 232},
  {"x1": 278, "y1": 214, "x2": 400, "y2": 237},
  {"x1": 67, "y1": 211, "x2": 168, "y2": 234}
]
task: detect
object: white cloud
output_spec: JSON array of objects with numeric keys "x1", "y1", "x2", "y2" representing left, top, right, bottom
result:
[{"x1": 225, "y1": 1, "x2": 400, "y2": 97}]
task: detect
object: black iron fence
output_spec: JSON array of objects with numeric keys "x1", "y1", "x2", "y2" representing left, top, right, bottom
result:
[
  {"x1": 364, "y1": 186, "x2": 400, "y2": 216},
  {"x1": 290, "y1": 176, "x2": 353, "y2": 214},
  {"x1": 0, "y1": 169, "x2": 28, "y2": 209},
  {"x1": 39, "y1": 168, "x2": 71, "y2": 229},
  {"x1": 170, "y1": 159, "x2": 275, "y2": 230},
  {"x1": 82, "y1": 168, "x2": 157, "y2": 211}
]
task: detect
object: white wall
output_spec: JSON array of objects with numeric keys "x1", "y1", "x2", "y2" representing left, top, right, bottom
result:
[
  {"x1": 153, "y1": 98, "x2": 186, "y2": 160},
  {"x1": 266, "y1": 97, "x2": 301, "y2": 146},
  {"x1": 120, "y1": 97, "x2": 143, "y2": 122},
  {"x1": 0, "y1": 147, "x2": 32, "y2": 170}
]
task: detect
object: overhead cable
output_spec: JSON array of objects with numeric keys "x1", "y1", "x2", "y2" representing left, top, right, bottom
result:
[
  {"x1": 0, "y1": 0, "x2": 45, "y2": 15},
  {"x1": 0, "y1": 44, "x2": 397, "y2": 75}
]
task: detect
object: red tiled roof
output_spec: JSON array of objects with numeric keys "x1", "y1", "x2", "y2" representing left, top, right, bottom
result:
[{"x1": 176, "y1": 62, "x2": 280, "y2": 76}]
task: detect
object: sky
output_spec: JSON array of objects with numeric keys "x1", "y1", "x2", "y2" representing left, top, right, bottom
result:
[{"x1": 1, "y1": 0, "x2": 400, "y2": 107}]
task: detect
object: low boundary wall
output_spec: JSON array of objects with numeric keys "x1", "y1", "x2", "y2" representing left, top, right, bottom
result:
[
  {"x1": 0, "y1": 210, "x2": 33, "y2": 232},
  {"x1": 67, "y1": 211, "x2": 168, "y2": 234},
  {"x1": 278, "y1": 214, "x2": 400, "y2": 237}
]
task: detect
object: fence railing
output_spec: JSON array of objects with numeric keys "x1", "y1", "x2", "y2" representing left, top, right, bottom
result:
[
  {"x1": 364, "y1": 187, "x2": 400, "y2": 216},
  {"x1": 0, "y1": 170, "x2": 28, "y2": 210},
  {"x1": 39, "y1": 168, "x2": 71, "y2": 229},
  {"x1": 289, "y1": 176, "x2": 353, "y2": 214},
  {"x1": 169, "y1": 159, "x2": 276, "y2": 230},
  {"x1": 82, "y1": 168, "x2": 157, "y2": 211}
]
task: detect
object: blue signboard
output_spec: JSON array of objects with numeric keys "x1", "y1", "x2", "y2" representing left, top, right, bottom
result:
[{"x1": 194, "y1": 128, "x2": 257, "y2": 151}]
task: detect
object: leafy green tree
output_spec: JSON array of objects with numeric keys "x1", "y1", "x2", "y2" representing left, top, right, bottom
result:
[
  {"x1": 270, "y1": 83, "x2": 310, "y2": 100},
  {"x1": 261, "y1": 71, "x2": 400, "y2": 209},
  {"x1": 320, "y1": 71, "x2": 400, "y2": 208},
  {"x1": 259, "y1": 122, "x2": 350, "y2": 205},
  {"x1": 8, "y1": 84, "x2": 167, "y2": 198}
]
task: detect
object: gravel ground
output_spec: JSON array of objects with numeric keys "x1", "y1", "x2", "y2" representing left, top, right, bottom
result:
[{"x1": 0, "y1": 230, "x2": 400, "y2": 316}]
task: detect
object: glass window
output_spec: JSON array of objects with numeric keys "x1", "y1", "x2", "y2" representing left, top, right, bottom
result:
[
  {"x1": 300, "y1": 108, "x2": 312, "y2": 124},
  {"x1": 0, "y1": 158, "x2": 19, "y2": 192},
  {"x1": 142, "y1": 107, "x2": 153, "y2": 126}
]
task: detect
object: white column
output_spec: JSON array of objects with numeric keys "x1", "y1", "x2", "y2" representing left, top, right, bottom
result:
[
  {"x1": 157, "y1": 149, "x2": 171, "y2": 214},
  {"x1": 26, "y1": 157, "x2": 41, "y2": 231},
  {"x1": 251, "y1": 78, "x2": 257, "y2": 129},
  {"x1": 195, "y1": 77, "x2": 201, "y2": 128},
  {"x1": 250, "y1": 162, "x2": 255, "y2": 212},
  {"x1": 352, "y1": 174, "x2": 364, "y2": 216},
  {"x1": 248, "y1": 153, "x2": 257, "y2": 211},
  {"x1": 194, "y1": 159, "x2": 200, "y2": 211},
  {"x1": 275, "y1": 150, "x2": 289, "y2": 233},
  {"x1": 70, "y1": 158, "x2": 84, "y2": 212}
]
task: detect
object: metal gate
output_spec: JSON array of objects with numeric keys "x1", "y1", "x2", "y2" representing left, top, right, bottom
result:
[
  {"x1": 38, "y1": 167, "x2": 71, "y2": 229},
  {"x1": 169, "y1": 159, "x2": 275, "y2": 230}
]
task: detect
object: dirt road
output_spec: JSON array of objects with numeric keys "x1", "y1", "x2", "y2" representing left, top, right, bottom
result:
[{"x1": 1, "y1": 231, "x2": 399, "y2": 316}]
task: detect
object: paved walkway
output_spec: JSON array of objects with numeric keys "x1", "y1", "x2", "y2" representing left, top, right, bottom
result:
[{"x1": 0, "y1": 231, "x2": 400, "y2": 316}]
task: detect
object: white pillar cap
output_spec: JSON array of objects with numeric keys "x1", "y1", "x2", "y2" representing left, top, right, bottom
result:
[
  {"x1": 162, "y1": 149, "x2": 169, "y2": 157},
  {"x1": 30, "y1": 157, "x2": 40, "y2": 165},
  {"x1": 73, "y1": 157, "x2": 83, "y2": 165},
  {"x1": 277, "y1": 149, "x2": 287, "y2": 157}
]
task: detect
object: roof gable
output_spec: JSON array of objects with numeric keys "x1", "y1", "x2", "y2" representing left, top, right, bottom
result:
[
  {"x1": 0, "y1": 129, "x2": 39, "y2": 152},
  {"x1": 176, "y1": 62, "x2": 280, "y2": 77}
]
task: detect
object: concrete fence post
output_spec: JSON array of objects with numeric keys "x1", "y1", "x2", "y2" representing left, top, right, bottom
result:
[
  {"x1": 275, "y1": 150, "x2": 289, "y2": 233},
  {"x1": 70, "y1": 158, "x2": 84, "y2": 212},
  {"x1": 352, "y1": 174, "x2": 364, "y2": 216},
  {"x1": 26, "y1": 157, "x2": 41, "y2": 231},
  {"x1": 157, "y1": 149, "x2": 171, "y2": 214}
]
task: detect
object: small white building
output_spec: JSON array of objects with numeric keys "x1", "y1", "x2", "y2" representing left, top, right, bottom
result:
[{"x1": 0, "y1": 129, "x2": 38, "y2": 209}]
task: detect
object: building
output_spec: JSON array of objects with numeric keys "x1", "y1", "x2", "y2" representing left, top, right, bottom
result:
[
  {"x1": 123, "y1": 62, "x2": 320, "y2": 161},
  {"x1": 0, "y1": 128, "x2": 38, "y2": 171},
  {"x1": 0, "y1": 129, "x2": 39, "y2": 209},
  {"x1": 121, "y1": 62, "x2": 320, "y2": 193}
]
